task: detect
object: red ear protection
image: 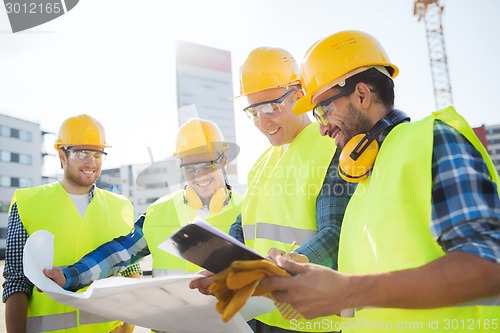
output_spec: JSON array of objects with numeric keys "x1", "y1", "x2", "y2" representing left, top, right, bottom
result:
[
  {"x1": 338, "y1": 110, "x2": 409, "y2": 182},
  {"x1": 183, "y1": 185, "x2": 231, "y2": 213}
]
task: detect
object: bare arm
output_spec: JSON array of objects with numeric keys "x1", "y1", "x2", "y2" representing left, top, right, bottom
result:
[
  {"x1": 261, "y1": 250, "x2": 500, "y2": 319},
  {"x1": 5, "y1": 292, "x2": 29, "y2": 333},
  {"x1": 357, "y1": 251, "x2": 500, "y2": 309}
]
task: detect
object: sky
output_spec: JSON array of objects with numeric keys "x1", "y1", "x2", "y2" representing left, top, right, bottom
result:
[{"x1": 1, "y1": 0, "x2": 500, "y2": 184}]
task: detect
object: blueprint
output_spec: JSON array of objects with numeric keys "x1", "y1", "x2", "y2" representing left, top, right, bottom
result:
[{"x1": 23, "y1": 230, "x2": 275, "y2": 333}]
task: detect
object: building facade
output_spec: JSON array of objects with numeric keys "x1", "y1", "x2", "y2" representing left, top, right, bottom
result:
[
  {"x1": 485, "y1": 124, "x2": 500, "y2": 176},
  {"x1": 0, "y1": 114, "x2": 44, "y2": 259}
]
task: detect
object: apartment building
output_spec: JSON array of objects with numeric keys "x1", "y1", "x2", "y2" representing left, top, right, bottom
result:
[
  {"x1": 0, "y1": 114, "x2": 44, "y2": 259},
  {"x1": 485, "y1": 124, "x2": 500, "y2": 175}
]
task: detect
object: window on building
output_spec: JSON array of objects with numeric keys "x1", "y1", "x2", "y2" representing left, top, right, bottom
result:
[
  {"x1": 19, "y1": 154, "x2": 32, "y2": 165},
  {"x1": 0, "y1": 151, "x2": 8, "y2": 162},
  {"x1": 0, "y1": 151, "x2": 33, "y2": 165},
  {"x1": 0, "y1": 177, "x2": 31, "y2": 188},
  {"x1": 489, "y1": 138, "x2": 500, "y2": 145},
  {"x1": 19, "y1": 178, "x2": 32, "y2": 187},
  {"x1": 19, "y1": 130, "x2": 32, "y2": 142},
  {"x1": 0, "y1": 176, "x2": 10, "y2": 187},
  {"x1": 10, "y1": 128, "x2": 19, "y2": 139},
  {"x1": 0, "y1": 125, "x2": 8, "y2": 137},
  {"x1": 0, "y1": 201, "x2": 10, "y2": 213},
  {"x1": 0, "y1": 125, "x2": 32, "y2": 142},
  {"x1": 11, "y1": 178, "x2": 19, "y2": 187}
]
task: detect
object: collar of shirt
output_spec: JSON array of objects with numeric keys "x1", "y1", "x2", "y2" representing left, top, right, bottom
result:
[
  {"x1": 378, "y1": 119, "x2": 410, "y2": 146},
  {"x1": 88, "y1": 184, "x2": 95, "y2": 203},
  {"x1": 56, "y1": 180, "x2": 96, "y2": 204}
]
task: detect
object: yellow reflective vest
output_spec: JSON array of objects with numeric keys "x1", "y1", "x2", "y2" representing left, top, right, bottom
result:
[
  {"x1": 16, "y1": 182, "x2": 134, "y2": 333},
  {"x1": 143, "y1": 190, "x2": 243, "y2": 276},
  {"x1": 339, "y1": 107, "x2": 500, "y2": 332},
  {"x1": 242, "y1": 122, "x2": 341, "y2": 331}
]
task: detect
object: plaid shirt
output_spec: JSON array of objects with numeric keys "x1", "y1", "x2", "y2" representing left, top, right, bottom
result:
[
  {"x1": 429, "y1": 120, "x2": 500, "y2": 262},
  {"x1": 232, "y1": 120, "x2": 500, "y2": 333},
  {"x1": 2, "y1": 186, "x2": 141, "y2": 302},
  {"x1": 60, "y1": 150, "x2": 354, "y2": 296},
  {"x1": 229, "y1": 149, "x2": 355, "y2": 270},
  {"x1": 30, "y1": 120, "x2": 500, "y2": 333},
  {"x1": 229, "y1": 149, "x2": 354, "y2": 333},
  {"x1": 62, "y1": 212, "x2": 150, "y2": 291}
]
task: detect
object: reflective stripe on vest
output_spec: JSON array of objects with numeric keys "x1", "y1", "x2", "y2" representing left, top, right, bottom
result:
[
  {"x1": 17, "y1": 182, "x2": 134, "y2": 333},
  {"x1": 143, "y1": 190, "x2": 242, "y2": 274},
  {"x1": 339, "y1": 107, "x2": 500, "y2": 332},
  {"x1": 242, "y1": 223, "x2": 317, "y2": 244},
  {"x1": 241, "y1": 123, "x2": 340, "y2": 332},
  {"x1": 26, "y1": 311, "x2": 120, "y2": 333},
  {"x1": 27, "y1": 312, "x2": 77, "y2": 333},
  {"x1": 79, "y1": 311, "x2": 116, "y2": 325}
]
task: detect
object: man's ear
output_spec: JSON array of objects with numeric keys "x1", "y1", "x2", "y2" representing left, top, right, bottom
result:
[
  {"x1": 58, "y1": 149, "x2": 67, "y2": 167},
  {"x1": 355, "y1": 82, "x2": 373, "y2": 109}
]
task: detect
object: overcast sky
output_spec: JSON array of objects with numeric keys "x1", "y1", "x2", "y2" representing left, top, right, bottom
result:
[{"x1": 1, "y1": 0, "x2": 499, "y2": 183}]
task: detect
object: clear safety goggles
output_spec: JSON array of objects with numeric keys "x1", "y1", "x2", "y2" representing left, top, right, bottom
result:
[
  {"x1": 65, "y1": 148, "x2": 107, "y2": 163},
  {"x1": 180, "y1": 153, "x2": 224, "y2": 177},
  {"x1": 312, "y1": 88, "x2": 355, "y2": 126},
  {"x1": 243, "y1": 88, "x2": 297, "y2": 121}
]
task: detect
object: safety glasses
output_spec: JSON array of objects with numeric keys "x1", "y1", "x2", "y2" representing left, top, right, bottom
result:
[
  {"x1": 312, "y1": 88, "x2": 355, "y2": 126},
  {"x1": 243, "y1": 88, "x2": 297, "y2": 121},
  {"x1": 65, "y1": 148, "x2": 107, "y2": 163},
  {"x1": 180, "y1": 153, "x2": 224, "y2": 177}
]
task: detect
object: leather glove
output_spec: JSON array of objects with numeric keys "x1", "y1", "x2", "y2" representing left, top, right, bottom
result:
[
  {"x1": 209, "y1": 259, "x2": 302, "y2": 322},
  {"x1": 109, "y1": 322, "x2": 134, "y2": 333}
]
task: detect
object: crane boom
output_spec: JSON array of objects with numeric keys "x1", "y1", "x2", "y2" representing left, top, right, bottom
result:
[{"x1": 414, "y1": 0, "x2": 453, "y2": 109}]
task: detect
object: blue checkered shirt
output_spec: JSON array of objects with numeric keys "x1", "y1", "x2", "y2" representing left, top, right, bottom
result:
[
  {"x1": 26, "y1": 120, "x2": 500, "y2": 333},
  {"x1": 428, "y1": 120, "x2": 500, "y2": 262},
  {"x1": 229, "y1": 149, "x2": 355, "y2": 270},
  {"x1": 229, "y1": 149, "x2": 354, "y2": 333},
  {"x1": 229, "y1": 120, "x2": 500, "y2": 333},
  {"x1": 2, "y1": 187, "x2": 142, "y2": 302}
]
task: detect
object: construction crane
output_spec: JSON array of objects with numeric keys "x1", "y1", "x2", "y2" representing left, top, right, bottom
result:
[{"x1": 413, "y1": 0, "x2": 453, "y2": 110}]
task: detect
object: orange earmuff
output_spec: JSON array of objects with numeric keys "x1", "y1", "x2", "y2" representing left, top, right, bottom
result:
[
  {"x1": 338, "y1": 134, "x2": 379, "y2": 182},
  {"x1": 183, "y1": 185, "x2": 203, "y2": 210},
  {"x1": 183, "y1": 185, "x2": 231, "y2": 213}
]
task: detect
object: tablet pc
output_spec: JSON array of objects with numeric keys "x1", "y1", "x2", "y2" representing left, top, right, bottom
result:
[{"x1": 159, "y1": 218, "x2": 266, "y2": 273}]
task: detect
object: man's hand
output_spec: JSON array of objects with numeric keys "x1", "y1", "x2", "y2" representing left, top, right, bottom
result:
[
  {"x1": 261, "y1": 249, "x2": 350, "y2": 319},
  {"x1": 189, "y1": 269, "x2": 214, "y2": 295},
  {"x1": 43, "y1": 267, "x2": 66, "y2": 288},
  {"x1": 268, "y1": 247, "x2": 309, "y2": 263}
]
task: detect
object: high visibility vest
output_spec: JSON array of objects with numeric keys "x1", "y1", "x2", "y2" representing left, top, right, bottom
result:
[
  {"x1": 16, "y1": 182, "x2": 134, "y2": 333},
  {"x1": 242, "y1": 122, "x2": 341, "y2": 331},
  {"x1": 143, "y1": 190, "x2": 243, "y2": 276},
  {"x1": 339, "y1": 107, "x2": 500, "y2": 332}
]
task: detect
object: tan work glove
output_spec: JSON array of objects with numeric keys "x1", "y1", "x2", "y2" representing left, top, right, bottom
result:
[
  {"x1": 110, "y1": 322, "x2": 135, "y2": 333},
  {"x1": 209, "y1": 259, "x2": 303, "y2": 323}
]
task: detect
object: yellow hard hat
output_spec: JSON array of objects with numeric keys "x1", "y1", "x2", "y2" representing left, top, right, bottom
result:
[
  {"x1": 173, "y1": 118, "x2": 239, "y2": 163},
  {"x1": 54, "y1": 114, "x2": 109, "y2": 150},
  {"x1": 235, "y1": 47, "x2": 300, "y2": 98},
  {"x1": 293, "y1": 30, "x2": 399, "y2": 115}
]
